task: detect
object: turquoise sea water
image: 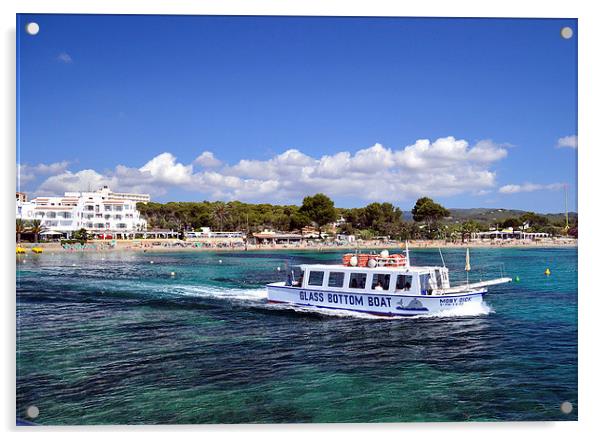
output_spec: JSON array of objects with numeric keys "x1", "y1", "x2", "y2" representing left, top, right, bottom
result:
[{"x1": 16, "y1": 247, "x2": 577, "y2": 424}]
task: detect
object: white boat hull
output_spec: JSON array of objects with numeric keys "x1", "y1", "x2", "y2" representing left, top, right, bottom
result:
[{"x1": 266, "y1": 283, "x2": 486, "y2": 316}]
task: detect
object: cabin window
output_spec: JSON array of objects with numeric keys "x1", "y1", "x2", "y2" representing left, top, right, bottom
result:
[
  {"x1": 293, "y1": 271, "x2": 305, "y2": 287},
  {"x1": 371, "y1": 274, "x2": 390, "y2": 290},
  {"x1": 328, "y1": 272, "x2": 345, "y2": 288},
  {"x1": 419, "y1": 274, "x2": 433, "y2": 295},
  {"x1": 349, "y1": 273, "x2": 367, "y2": 289},
  {"x1": 434, "y1": 270, "x2": 443, "y2": 288},
  {"x1": 395, "y1": 275, "x2": 413, "y2": 291},
  {"x1": 308, "y1": 271, "x2": 325, "y2": 286}
]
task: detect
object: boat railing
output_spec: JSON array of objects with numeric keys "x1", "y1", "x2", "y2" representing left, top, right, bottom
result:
[
  {"x1": 469, "y1": 262, "x2": 507, "y2": 282},
  {"x1": 342, "y1": 252, "x2": 406, "y2": 268},
  {"x1": 374, "y1": 255, "x2": 406, "y2": 267}
]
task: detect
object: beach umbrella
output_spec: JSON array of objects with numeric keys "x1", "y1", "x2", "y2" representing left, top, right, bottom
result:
[
  {"x1": 464, "y1": 248, "x2": 471, "y2": 285},
  {"x1": 40, "y1": 230, "x2": 62, "y2": 236}
]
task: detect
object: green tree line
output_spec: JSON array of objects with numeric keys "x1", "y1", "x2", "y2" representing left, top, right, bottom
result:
[
  {"x1": 135, "y1": 194, "x2": 577, "y2": 240},
  {"x1": 16, "y1": 194, "x2": 576, "y2": 243},
  {"x1": 136, "y1": 200, "x2": 310, "y2": 233}
]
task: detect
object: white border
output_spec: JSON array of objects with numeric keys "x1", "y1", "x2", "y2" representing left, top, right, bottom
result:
[
  {"x1": 1, "y1": 0, "x2": 587, "y2": 17},
  {"x1": 2, "y1": 1, "x2": 600, "y2": 439}
]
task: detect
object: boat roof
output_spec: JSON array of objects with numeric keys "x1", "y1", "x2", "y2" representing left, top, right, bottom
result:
[{"x1": 298, "y1": 264, "x2": 445, "y2": 274}]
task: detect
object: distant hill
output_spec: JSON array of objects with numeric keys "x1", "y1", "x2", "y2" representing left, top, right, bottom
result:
[
  {"x1": 402, "y1": 208, "x2": 577, "y2": 224},
  {"x1": 443, "y1": 208, "x2": 578, "y2": 225}
]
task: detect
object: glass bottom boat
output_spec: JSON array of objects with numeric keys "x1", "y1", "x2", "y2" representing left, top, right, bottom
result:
[{"x1": 266, "y1": 248, "x2": 511, "y2": 317}]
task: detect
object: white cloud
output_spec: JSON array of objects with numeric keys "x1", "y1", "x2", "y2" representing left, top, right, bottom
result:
[
  {"x1": 213, "y1": 137, "x2": 505, "y2": 202},
  {"x1": 37, "y1": 169, "x2": 116, "y2": 195},
  {"x1": 556, "y1": 135, "x2": 578, "y2": 149},
  {"x1": 228, "y1": 149, "x2": 315, "y2": 181},
  {"x1": 34, "y1": 161, "x2": 70, "y2": 174},
  {"x1": 499, "y1": 182, "x2": 565, "y2": 194},
  {"x1": 194, "y1": 151, "x2": 222, "y2": 168},
  {"x1": 17, "y1": 161, "x2": 70, "y2": 187},
  {"x1": 467, "y1": 139, "x2": 509, "y2": 162},
  {"x1": 30, "y1": 136, "x2": 509, "y2": 203},
  {"x1": 57, "y1": 52, "x2": 73, "y2": 63},
  {"x1": 139, "y1": 152, "x2": 193, "y2": 185}
]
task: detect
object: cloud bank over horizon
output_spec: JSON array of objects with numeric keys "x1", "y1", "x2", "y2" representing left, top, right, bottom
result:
[
  {"x1": 17, "y1": 136, "x2": 516, "y2": 204},
  {"x1": 499, "y1": 182, "x2": 566, "y2": 194}
]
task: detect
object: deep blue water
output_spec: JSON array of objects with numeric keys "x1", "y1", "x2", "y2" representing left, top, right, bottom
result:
[{"x1": 16, "y1": 247, "x2": 577, "y2": 424}]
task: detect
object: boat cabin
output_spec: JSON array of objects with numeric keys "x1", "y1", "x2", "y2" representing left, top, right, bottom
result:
[{"x1": 288, "y1": 264, "x2": 451, "y2": 296}]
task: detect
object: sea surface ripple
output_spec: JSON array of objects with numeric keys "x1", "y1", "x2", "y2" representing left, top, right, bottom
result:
[{"x1": 16, "y1": 247, "x2": 577, "y2": 424}]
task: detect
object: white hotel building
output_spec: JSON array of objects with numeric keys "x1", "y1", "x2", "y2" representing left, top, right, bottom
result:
[{"x1": 16, "y1": 186, "x2": 149, "y2": 238}]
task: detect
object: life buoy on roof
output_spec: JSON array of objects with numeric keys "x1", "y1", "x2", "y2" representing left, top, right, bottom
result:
[{"x1": 342, "y1": 253, "x2": 406, "y2": 267}]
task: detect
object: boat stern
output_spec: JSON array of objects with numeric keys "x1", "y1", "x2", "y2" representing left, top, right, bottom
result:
[{"x1": 266, "y1": 282, "x2": 297, "y2": 304}]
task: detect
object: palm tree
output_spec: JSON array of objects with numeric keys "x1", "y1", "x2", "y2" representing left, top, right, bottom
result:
[
  {"x1": 212, "y1": 203, "x2": 230, "y2": 231},
  {"x1": 16, "y1": 219, "x2": 28, "y2": 243},
  {"x1": 460, "y1": 220, "x2": 480, "y2": 243},
  {"x1": 73, "y1": 228, "x2": 89, "y2": 242},
  {"x1": 29, "y1": 219, "x2": 46, "y2": 244}
]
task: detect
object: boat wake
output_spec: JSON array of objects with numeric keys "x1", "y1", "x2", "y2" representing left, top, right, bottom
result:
[
  {"x1": 170, "y1": 284, "x2": 268, "y2": 302},
  {"x1": 154, "y1": 284, "x2": 492, "y2": 320},
  {"x1": 309, "y1": 301, "x2": 491, "y2": 320},
  {"x1": 412, "y1": 301, "x2": 493, "y2": 319},
  {"x1": 261, "y1": 300, "x2": 493, "y2": 320},
  {"x1": 264, "y1": 302, "x2": 390, "y2": 319}
]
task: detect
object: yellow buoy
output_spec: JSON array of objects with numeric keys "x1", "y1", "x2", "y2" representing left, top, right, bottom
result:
[
  {"x1": 16, "y1": 247, "x2": 26, "y2": 254},
  {"x1": 32, "y1": 247, "x2": 43, "y2": 254},
  {"x1": 544, "y1": 268, "x2": 551, "y2": 276}
]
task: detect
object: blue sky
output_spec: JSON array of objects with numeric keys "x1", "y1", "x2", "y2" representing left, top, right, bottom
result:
[{"x1": 17, "y1": 14, "x2": 577, "y2": 213}]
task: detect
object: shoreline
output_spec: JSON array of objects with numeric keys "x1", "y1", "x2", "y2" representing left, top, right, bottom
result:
[{"x1": 16, "y1": 238, "x2": 578, "y2": 254}]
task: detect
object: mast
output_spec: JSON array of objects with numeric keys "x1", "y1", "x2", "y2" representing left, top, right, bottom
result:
[
  {"x1": 564, "y1": 183, "x2": 569, "y2": 233},
  {"x1": 405, "y1": 240, "x2": 410, "y2": 267},
  {"x1": 244, "y1": 212, "x2": 249, "y2": 251}
]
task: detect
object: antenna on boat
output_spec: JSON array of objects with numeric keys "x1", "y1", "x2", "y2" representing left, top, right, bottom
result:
[
  {"x1": 404, "y1": 241, "x2": 410, "y2": 267},
  {"x1": 465, "y1": 248, "x2": 471, "y2": 285},
  {"x1": 438, "y1": 247, "x2": 446, "y2": 268},
  {"x1": 288, "y1": 258, "x2": 295, "y2": 286}
]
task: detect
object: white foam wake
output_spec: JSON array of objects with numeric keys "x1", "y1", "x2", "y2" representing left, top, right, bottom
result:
[
  {"x1": 169, "y1": 284, "x2": 268, "y2": 302},
  {"x1": 269, "y1": 298, "x2": 493, "y2": 320},
  {"x1": 262, "y1": 300, "x2": 493, "y2": 320},
  {"x1": 264, "y1": 302, "x2": 390, "y2": 319},
  {"x1": 164, "y1": 284, "x2": 493, "y2": 320},
  {"x1": 416, "y1": 301, "x2": 494, "y2": 319}
]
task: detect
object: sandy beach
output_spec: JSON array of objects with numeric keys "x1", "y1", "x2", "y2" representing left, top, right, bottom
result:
[{"x1": 16, "y1": 237, "x2": 577, "y2": 254}]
